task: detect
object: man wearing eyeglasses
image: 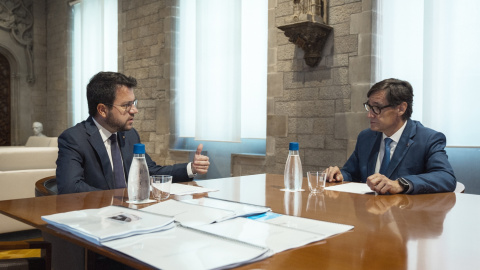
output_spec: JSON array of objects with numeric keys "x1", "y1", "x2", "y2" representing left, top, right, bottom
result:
[
  {"x1": 56, "y1": 72, "x2": 210, "y2": 194},
  {"x1": 326, "y1": 78, "x2": 456, "y2": 194}
]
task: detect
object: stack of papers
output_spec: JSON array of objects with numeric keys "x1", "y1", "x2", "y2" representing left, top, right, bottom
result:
[
  {"x1": 141, "y1": 200, "x2": 236, "y2": 227},
  {"x1": 103, "y1": 225, "x2": 273, "y2": 270},
  {"x1": 41, "y1": 206, "x2": 175, "y2": 244},
  {"x1": 181, "y1": 197, "x2": 272, "y2": 219},
  {"x1": 198, "y1": 217, "x2": 325, "y2": 254},
  {"x1": 41, "y1": 197, "x2": 354, "y2": 269},
  {"x1": 249, "y1": 212, "x2": 354, "y2": 239},
  {"x1": 142, "y1": 198, "x2": 272, "y2": 227}
]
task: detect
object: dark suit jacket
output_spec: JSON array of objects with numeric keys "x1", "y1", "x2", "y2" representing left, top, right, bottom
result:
[
  {"x1": 341, "y1": 120, "x2": 456, "y2": 194},
  {"x1": 56, "y1": 117, "x2": 190, "y2": 194}
]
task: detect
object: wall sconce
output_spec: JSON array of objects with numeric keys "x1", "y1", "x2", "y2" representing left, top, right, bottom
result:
[{"x1": 278, "y1": 0, "x2": 333, "y2": 67}]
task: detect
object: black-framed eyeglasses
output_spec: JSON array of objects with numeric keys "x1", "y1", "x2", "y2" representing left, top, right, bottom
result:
[
  {"x1": 105, "y1": 99, "x2": 138, "y2": 113},
  {"x1": 363, "y1": 102, "x2": 394, "y2": 115}
]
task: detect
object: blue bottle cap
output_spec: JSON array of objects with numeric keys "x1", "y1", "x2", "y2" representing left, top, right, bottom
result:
[
  {"x1": 133, "y1": 143, "x2": 145, "y2": 154},
  {"x1": 289, "y1": 142, "x2": 299, "y2": 151}
]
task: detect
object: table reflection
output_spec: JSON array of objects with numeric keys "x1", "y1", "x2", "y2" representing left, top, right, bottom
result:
[
  {"x1": 306, "y1": 192, "x2": 326, "y2": 214},
  {"x1": 284, "y1": 191, "x2": 302, "y2": 216}
]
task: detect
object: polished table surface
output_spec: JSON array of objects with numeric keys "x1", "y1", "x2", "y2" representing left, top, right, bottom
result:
[{"x1": 1, "y1": 174, "x2": 480, "y2": 270}]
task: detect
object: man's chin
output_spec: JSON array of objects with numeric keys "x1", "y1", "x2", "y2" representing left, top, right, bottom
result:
[
  {"x1": 369, "y1": 125, "x2": 379, "y2": 132},
  {"x1": 120, "y1": 124, "x2": 134, "y2": 132}
]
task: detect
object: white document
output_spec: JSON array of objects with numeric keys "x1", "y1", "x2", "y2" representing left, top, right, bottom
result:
[
  {"x1": 181, "y1": 197, "x2": 271, "y2": 219},
  {"x1": 103, "y1": 225, "x2": 273, "y2": 270},
  {"x1": 170, "y1": 183, "x2": 218, "y2": 195},
  {"x1": 197, "y1": 217, "x2": 325, "y2": 254},
  {"x1": 41, "y1": 206, "x2": 174, "y2": 244},
  {"x1": 325, "y1": 182, "x2": 375, "y2": 194},
  {"x1": 141, "y1": 199, "x2": 236, "y2": 227},
  {"x1": 249, "y1": 212, "x2": 354, "y2": 239}
]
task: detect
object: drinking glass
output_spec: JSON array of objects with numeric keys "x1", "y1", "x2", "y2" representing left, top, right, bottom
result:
[
  {"x1": 307, "y1": 171, "x2": 326, "y2": 193},
  {"x1": 150, "y1": 175, "x2": 172, "y2": 200}
]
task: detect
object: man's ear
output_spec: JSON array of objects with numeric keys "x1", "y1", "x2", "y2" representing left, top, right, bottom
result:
[
  {"x1": 97, "y1": 104, "x2": 108, "y2": 118},
  {"x1": 398, "y1": 102, "x2": 407, "y2": 116}
]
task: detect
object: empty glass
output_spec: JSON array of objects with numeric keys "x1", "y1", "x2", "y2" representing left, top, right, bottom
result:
[{"x1": 307, "y1": 171, "x2": 326, "y2": 193}]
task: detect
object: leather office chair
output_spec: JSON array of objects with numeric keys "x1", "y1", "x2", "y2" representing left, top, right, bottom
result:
[
  {"x1": 0, "y1": 240, "x2": 51, "y2": 270},
  {"x1": 34, "y1": 176, "x2": 57, "y2": 197}
]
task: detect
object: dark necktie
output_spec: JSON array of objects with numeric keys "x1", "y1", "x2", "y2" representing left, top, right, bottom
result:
[
  {"x1": 110, "y1": 134, "x2": 126, "y2": 188},
  {"x1": 379, "y1": 138, "x2": 393, "y2": 175}
]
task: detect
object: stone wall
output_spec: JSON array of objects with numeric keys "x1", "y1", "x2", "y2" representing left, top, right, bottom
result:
[
  {"x1": 119, "y1": 0, "x2": 174, "y2": 164},
  {"x1": 262, "y1": 0, "x2": 375, "y2": 176},
  {"x1": 45, "y1": 0, "x2": 72, "y2": 137},
  {"x1": 31, "y1": 0, "x2": 47, "y2": 136},
  {"x1": 39, "y1": 0, "x2": 376, "y2": 177},
  {"x1": 118, "y1": 0, "x2": 377, "y2": 176}
]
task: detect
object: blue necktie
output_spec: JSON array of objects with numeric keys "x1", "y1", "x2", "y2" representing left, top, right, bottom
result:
[
  {"x1": 379, "y1": 138, "x2": 393, "y2": 175},
  {"x1": 110, "y1": 134, "x2": 126, "y2": 188}
]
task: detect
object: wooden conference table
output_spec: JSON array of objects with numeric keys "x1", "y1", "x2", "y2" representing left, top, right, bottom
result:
[{"x1": 1, "y1": 174, "x2": 479, "y2": 270}]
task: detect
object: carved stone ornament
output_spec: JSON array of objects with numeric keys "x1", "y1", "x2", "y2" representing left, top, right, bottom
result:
[
  {"x1": 0, "y1": 0, "x2": 34, "y2": 83},
  {"x1": 278, "y1": 0, "x2": 332, "y2": 67}
]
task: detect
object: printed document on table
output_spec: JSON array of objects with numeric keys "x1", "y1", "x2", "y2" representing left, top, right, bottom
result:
[
  {"x1": 325, "y1": 182, "x2": 375, "y2": 194},
  {"x1": 197, "y1": 217, "x2": 325, "y2": 254},
  {"x1": 181, "y1": 197, "x2": 271, "y2": 220},
  {"x1": 103, "y1": 224, "x2": 273, "y2": 270},
  {"x1": 41, "y1": 206, "x2": 174, "y2": 244},
  {"x1": 248, "y1": 212, "x2": 354, "y2": 239},
  {"x1": 141, "y1": 199, "x2": 236, "y2": 227},
  {"x1": 170, "y1": 183, "x2": 218, "y2": 195}
]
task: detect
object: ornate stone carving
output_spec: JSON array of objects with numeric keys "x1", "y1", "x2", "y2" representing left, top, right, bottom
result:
[
  {"x1": 0, "y1": 0, "x2": 34, "y2": 83},
  {"x1": 278, "y1": 0, "x2": 332, "y2": 67},
  {"x1": 292, "y1": 0, "x2": 327, "y2": 24}
]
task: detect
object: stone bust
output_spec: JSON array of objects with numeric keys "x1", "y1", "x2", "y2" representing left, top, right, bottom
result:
[{"x1": 32, "y1": 122, "x2": 46, "y2": 137}]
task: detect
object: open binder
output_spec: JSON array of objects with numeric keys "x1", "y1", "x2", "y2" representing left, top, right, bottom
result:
[{"x1": 41, "y1": 205, "x2": 175, "y2": 244}]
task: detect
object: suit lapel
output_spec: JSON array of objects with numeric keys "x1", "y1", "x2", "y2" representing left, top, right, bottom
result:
[
  {"x1": 367, "y1": 132, "x2": 382, "y2": 177},
  {"x1": 85, "y1": 117, "x2": 114, "y2": 189},
  {"x1": 386, "y1": 120, "x2": 415, "y2": 178}
]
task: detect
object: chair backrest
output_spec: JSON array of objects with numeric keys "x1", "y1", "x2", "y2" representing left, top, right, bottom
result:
[
  {"x1": 454, "y1": 182, "x2": 465, "y2": 193},
  {"x1": 35, "y1": 176, "x2": 58, "y2": 197}
]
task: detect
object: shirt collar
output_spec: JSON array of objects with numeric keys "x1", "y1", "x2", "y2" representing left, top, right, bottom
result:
[
  {"x1": 92, "y1": 117, "x2": 114, "y2": 143},
  {"x1": 383, "y1": 120, "x2": 407, "y2": 143}
]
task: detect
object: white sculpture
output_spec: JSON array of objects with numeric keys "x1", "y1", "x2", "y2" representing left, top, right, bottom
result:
[{"x1": 32, "y1": 122, "x2": 46, "y2": 137}]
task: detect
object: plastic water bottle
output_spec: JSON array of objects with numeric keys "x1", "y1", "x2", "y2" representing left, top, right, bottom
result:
[
  {"x1": 284, "y1": 142, "x2": 303, "y2": 191},
  {"x1": 127, "y1": 144, "x2": 150, "y2": 202}
]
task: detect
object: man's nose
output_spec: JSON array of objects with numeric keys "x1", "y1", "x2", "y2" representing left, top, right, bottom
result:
[{"x1": 367, "y1": 110, "x2": 375, "y2": 118}]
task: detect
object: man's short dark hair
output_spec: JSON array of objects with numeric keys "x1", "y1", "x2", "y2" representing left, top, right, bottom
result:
[
  {"x1": 367, "y1": 78, "x2": 414, "y2": 120},
  {"x1": 87, "y1": 72, "x2": 137, "y2": 117}
]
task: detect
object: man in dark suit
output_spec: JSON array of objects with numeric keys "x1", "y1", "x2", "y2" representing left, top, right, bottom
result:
[
  {"x1": 56, "y1": 72, "x2": 210, "y2": 194},
  {"x1": 326, "y1": 78, "x2": 456, "y2": 194}
]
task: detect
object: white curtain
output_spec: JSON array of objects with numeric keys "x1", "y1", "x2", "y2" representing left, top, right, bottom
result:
[
  {"x1": 376, "y1": 0, "x2": 480, "y2": 146},
  {"x1": 72, "y1": 0, "x2": 118, "y2": 124},
  {"x1": 175, "y1": 0, "x2": 267, "y2": 142}
]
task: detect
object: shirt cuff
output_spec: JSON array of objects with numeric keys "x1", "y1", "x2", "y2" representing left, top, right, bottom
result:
[
  {"x1": 187, "y1": 162, "x2": 196, "y2": 178},
  {"x1": 403, "y1": 178, "x2": 414, "y2": 194}
]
